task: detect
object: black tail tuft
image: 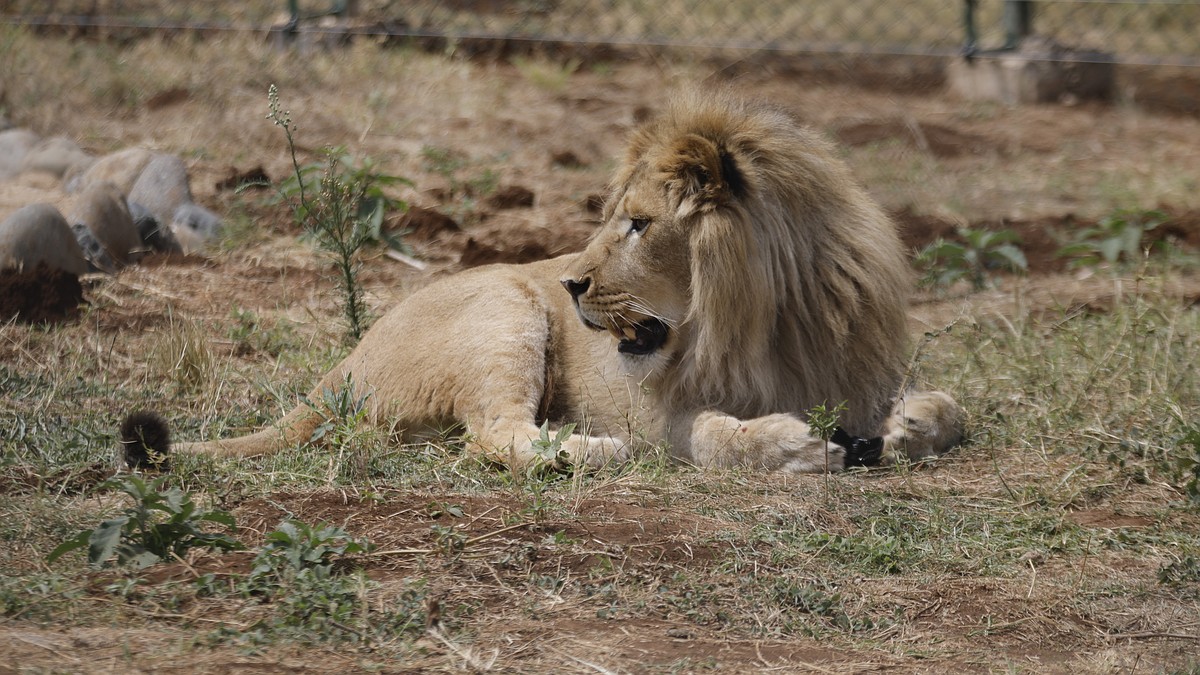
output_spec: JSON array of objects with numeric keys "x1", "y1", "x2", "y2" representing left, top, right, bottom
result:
[{"x1": 120, "y1": 411, "x2": 172, "y2": 470}]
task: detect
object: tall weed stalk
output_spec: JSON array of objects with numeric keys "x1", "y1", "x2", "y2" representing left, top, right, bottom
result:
[{"x1": 267, "y1": 85, "x2": 374, "y2": 342}]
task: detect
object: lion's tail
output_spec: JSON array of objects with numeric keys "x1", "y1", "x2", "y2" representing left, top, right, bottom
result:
[{"x1": 120, "y1": 404, "x2": 323, "y2": 467}]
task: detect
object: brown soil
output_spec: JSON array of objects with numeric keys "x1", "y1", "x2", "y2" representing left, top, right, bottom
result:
[
  {"x1": 836, "y1": 120, "x2": 1007, "y2": 159},
  {"x1": 0, "y1": 263, "x2": 84, "y2": 323}
]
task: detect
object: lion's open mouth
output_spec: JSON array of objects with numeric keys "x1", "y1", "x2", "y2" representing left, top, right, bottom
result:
[
  {"x1": 574, "y1": 307, "x2": 670, "y2": 356},
  {"x1": 613, "y1": 318, "x2": 669, "y2": 355}
]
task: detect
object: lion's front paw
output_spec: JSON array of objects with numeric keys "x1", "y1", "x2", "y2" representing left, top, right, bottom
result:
[
  {"x1": 880, "y1": 390, "x2": 965, "y2": 465},
  {"x1": 757, "y1": 415, "x2": 851, "y2": 473},
  {"x1": 564, "y1": 434, "x2": 632, "y2": 469},
  {"x1": 777, "y1": 444, "x2": 845, "y2": 473}
]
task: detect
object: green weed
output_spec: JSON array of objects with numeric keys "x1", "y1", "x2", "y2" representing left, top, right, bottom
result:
[
  {"x1": 303, "y1": 372, "x2": 372, "y2": 447},
  {"x1": 48, "y1": 475, "x2": 242, "y2": 570},
  {"x1": 915, "y1": 227, "x2": 1027, "y2": 290},
  {"x1": 1158, "y1": 556, "x2": 1200, "y2": 586},
  {"x1": 268, "y1": 85, "x2": 413, "y2": 342},
  {"x1": 226, "y1": 520, "x2": 428, "y2": 647},
  {"x1": 805, "y1": 400, "x2": 846, "y2": 481},
  {"x1": 511, "y1": 55, "x2": 581, "y2": 93},
  {"x1": 1171, "y1": 425, "x2": 1200, "y2": 506},
  {"x1": 249, "y1": 520, "x2": 371, "y2": 583},
  {"x1": 274, "y1": 146, "x2": 411, "y2": 250},
  {"x1": 227, "y1": 308, "x2": 302, "y2": 358},
  {"x1": 1057, "y1": 208, "x2": 1166, "y2": 269}
]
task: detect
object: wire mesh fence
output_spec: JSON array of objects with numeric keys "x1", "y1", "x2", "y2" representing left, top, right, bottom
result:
[{"x1": 1, "y1": 1, "x2": 1197, "y2": 66}]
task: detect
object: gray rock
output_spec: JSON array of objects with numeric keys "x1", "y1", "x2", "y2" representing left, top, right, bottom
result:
[
  {"x1": 128, "y1": 153, "x2": 193, "y2": 228},
  {"x1": 20, "y1": 136, "x2": 91, "y2": 178},
  {"x1": 129, "y1": 200, "x2": 183, "y2": 254},
  {"x1": 170, "y1": 202, "x2": 223, "y2": 253},
  {"x1": 66, "y1": 181, "x2": 140, "y2": 266},
  {"x1": 65, "y1": 147, "x2": 154, "y2": 194},
  {"x1": 71, "y1": 221, "x2": 118, "y2": 273},
  {"x1": 0, "y1": 129, "x2": 39, "y2": 181},
  {"x1": 0, "y1": 203, "x2": 89, "y2": 275},
  {"x1": 172, "y1": 202, "x2": 222, "y2": 239}
]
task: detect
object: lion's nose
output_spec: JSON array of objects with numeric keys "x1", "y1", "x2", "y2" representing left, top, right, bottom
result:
[{"x1": 561, "y1": 276, "x2": 591, "y2": 299}]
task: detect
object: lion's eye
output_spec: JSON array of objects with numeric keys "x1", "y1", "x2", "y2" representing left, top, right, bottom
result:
[{"x1": 628, "y1": 217, "x2": 651, "y2": 236}]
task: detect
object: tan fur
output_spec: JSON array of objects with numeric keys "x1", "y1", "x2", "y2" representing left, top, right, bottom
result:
[{"x1": 178, "y1": 92, "x2": 962, "y2": 472}]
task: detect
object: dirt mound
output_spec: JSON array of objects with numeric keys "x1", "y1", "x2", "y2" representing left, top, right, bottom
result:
[
  {"x1": 0, "y1": 263, "x2": 84, "y2": 323},
  {"x1": 485, "y1": 184, "x2": 535, "y2": 209},
  {"x1": 392, "y1": 205, "x2": 461, "y2": 241}
]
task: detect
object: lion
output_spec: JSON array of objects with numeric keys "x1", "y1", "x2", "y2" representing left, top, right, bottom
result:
[{"x1": 123, "y1": 92, "x2": 962, "y2": 473}]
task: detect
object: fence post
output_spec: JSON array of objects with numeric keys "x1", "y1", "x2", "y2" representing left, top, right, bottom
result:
[
  {"x1": 963, "y1": 0, "x2": 979, "y2": 56},
  {"x1": 1003, "y1": 0, "x2": 1035, "y2": 49}
]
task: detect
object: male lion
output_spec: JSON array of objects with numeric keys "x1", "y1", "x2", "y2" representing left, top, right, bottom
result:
[{"x1": 123, "y1": 92, "x2": 962, "y2": 472}]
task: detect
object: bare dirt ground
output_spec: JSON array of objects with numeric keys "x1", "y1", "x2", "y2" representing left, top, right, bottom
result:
[{"x1": 2, "y1": 29, "x2": 1200, "y2": 674}]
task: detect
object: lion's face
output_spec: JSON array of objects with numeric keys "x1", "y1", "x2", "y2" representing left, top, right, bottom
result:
[{"x1": 561, "y1": 165, "x2": 693, "y2": 356}]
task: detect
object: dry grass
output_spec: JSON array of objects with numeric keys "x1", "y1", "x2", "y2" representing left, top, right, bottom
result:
[{"x1": 1, "y1": 28, "x2": 1200, "y2": 673}]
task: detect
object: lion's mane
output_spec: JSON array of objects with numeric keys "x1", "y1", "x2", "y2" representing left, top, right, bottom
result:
[{"x1": 620, "y1": 93, "x2": 912, "y2": 435}]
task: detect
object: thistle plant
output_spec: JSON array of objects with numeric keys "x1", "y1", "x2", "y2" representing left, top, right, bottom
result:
[{"x1": 267, "y1": 85, "x2": 380, "y2": 342}]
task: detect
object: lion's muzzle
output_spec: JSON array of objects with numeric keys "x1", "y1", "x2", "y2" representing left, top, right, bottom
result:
[{"x1": 560, "y1": 275, "x2": 669, "y2": 355}]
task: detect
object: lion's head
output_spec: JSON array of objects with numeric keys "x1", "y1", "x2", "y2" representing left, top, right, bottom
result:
[{"x1": 562, "y1": 92, "x2": 913, "y2": 435}]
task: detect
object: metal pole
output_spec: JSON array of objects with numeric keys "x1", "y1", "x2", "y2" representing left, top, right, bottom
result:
[
  {"x1": 1003, "y1": 0, "x2": 1034, "y2": 50},
  {"x1": 963, "y1": 0, "x2": 979, "y2": 57}
]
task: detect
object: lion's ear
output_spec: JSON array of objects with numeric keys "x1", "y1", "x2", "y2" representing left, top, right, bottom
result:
[{"x1": 663, "y1": 134, "x2": 745, "y2": 214}]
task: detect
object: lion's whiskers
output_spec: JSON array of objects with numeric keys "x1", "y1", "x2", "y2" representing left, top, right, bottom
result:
[{"x1": 626, "y1": 295, "x2": 678, "y2": 330}]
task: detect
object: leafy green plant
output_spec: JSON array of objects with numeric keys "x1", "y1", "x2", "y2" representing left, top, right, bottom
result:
[
  {"x1": 530, "y1": 421, "x2": 574, "y2": 470},
  {"x1": 235, "y1": 521, "x2": 424, "y2": 644},
  {"x1": 48, "y1": 475, "x2": 242, "y2": 570},
  {"x1": 274, "y1": 146, "x2": 411, "y2": 249},
  {"x1": 430, "y1": 523, "x2": 468, "y2": 557},
  {"x1": 806, "y1": 400, "x2": 846, "y2": 492},
  {"x1": 915, "y1": 227, "x2": 1027, "y2": 290},
  {"x1": 419, "y1": 145, "x2": 500, "y2": 224},
  {"x1": 769, "y1": 580, "x2": 862, "y2": 633},
  {"x1": 268, "y1": 85, "x2": 412, "y2": 342},
  {"x1": 302, "y1": 371, "x2": 372, "y2": 448},
  {"x1": 249, "y1": 520, "x2": 371, "y2": 584},
  {"x1": 1158, "y1": 555, "x2": 1200, "y2": 586},
  {"x1": 1057, "y1": 209, "x2": 1166, "y2": 269},
  {"x1": 510, "y1": 421, "x2": 576, "y2": 521},
  {"x1": 511, "y1": 55, "x2": 581, "y2": 93},
  {"x1": 1172, "y1": 426, "x2": 1200, "y2": 506},
  {"x1": 227, "y1": 308, "x2": 300, "y2": 357}
]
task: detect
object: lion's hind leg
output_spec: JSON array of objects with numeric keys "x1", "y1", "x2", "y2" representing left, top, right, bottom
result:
[{"x1": 879, "y1": 391, "x2": 964, "y2": 465}]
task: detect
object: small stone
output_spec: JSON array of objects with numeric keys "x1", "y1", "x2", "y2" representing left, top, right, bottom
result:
[
  {"x1": 171, "y1": 202, "x2": 222, "y2": 239},
  {"x1": 128, "y1": 153, "x2": 194, "y2": 228},
  {"x1": 0, "y1": 128, "x2": 39, "y2": 181},
  {"x1": 129, "y1": 201, "x2": 182, "y2": 254},
  {"x1": 20, "y1": 136, "x2": 91, "y2": 178},
  {"x1": 65, "y1": 147, "x2": 153, "y2": 194},
  {"x1": 71, "y1": 222, "x2": 118, "y2": 274},
  {"x1": 0, "y1": 203, "x2": 89, "y2": 276},
  {"x1": 66, "y1": 182, "x2": 140, "y2": 266}
]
